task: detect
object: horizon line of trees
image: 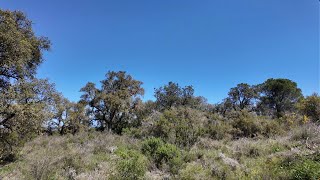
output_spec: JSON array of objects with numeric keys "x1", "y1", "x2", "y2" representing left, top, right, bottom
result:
[{"x1": 1, "y1": 9, "x2": 319, "y2": 163}]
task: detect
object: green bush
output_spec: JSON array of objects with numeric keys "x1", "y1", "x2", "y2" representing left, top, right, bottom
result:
[
  {"x1": 151, "y1": 108, "x2": 206, "y2": 148},
  {"x1": 113, "y1": 148, "x2": 148, "y2": 180},
  {"x1": 207, "y1": 120, "x2": 233, "y2": 140},
  {"x1": 174, "y1": 118, "x2": 202, "y2": 148},
  {"x1": 183, "y1": 149, "x2": 205, "y2": 163},
  {"x1": 291, "y1": 159, "x2": 320, "y2": 180},
  {"x1": 231, "y1": 114, "x2": 260, "y2": 138},
  {"x1": 155, "y1": 143, "x2": 183, "y2": 173},
  {"x1": 141, "y1": 137, "x2": 164, "y2": 157},
  {"x1": 178, "y1": 162, "x2": 211, "y2": 180},
  {"x1": 259, "y1": 119, "x2": 284, "y2": 137},
  {"x1": 269, "y1": 152, "x2": 320, "y2": 180},
  {"x1": 298, "y1": 93, "x2": 320, "y2": 123},
  {"x1": 152, "y1": 115, "x2": 173, "y2": 141},
  {"x1": 228, "y1": 111, "x2": 284, "y2": 138},
  {"x1": 141, "y1": 138, "x2": 183, "y2": 174},
  {"x1": 122, "y1": 127, "x2": 144, "y2": 139}
]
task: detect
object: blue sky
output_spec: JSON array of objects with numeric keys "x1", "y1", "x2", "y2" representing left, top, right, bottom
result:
[{"x1": 0, "y1": 0, "x2": 319, "y2": 103}]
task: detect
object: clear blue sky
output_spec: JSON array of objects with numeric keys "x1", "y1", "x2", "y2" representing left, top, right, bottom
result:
[{"x1": 1, "y1": 0, "x2": 319, "y2": 103}]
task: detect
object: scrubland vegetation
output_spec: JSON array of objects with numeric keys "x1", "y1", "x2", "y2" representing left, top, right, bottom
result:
[{"x1": 0, "y1": 10, "x2": 320, "y2": 180}]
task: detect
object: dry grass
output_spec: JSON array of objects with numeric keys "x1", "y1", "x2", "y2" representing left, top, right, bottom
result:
[{"x1": 0, "y1": 123, "x2": 319, "y2": 179}]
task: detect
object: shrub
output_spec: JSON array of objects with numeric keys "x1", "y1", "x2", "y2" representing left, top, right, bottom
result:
[
  {"x1": 29, "y1": 155, "x2": 57, "y2": 180},
  {"x1": 151, "y1": 107, "x2": 206, "y2": 148},
  {"x1": 228, "y1": 111, "x2": 285, "y2": 138},
  {"x1": 154, "y1": 143, "x2": 183, "y2": 173},
  {"x1": 113, "y1": 148, "x2": 148, "y2": 180},
  {"x1": 174, "y1": 118, "x2": 204, "y2": 148},
  {"x1": 291, "y1": 159, "x2": 320, "y2": 180},
  {"x1": 183, "y1": 149, "x2": 205, "y2": 163},
  {"x1": 230, "y1": 113, "x2": 260, "y2": 138},
  {"x1": 141, "y1": 137, "x2": 164, "y2": 157},
  {"x1": 207, "y1": 120, "x2": 233, "y2": 140},
  {"x1": 152, "y1": 116, "x2": 173, "y2": 142},
  {"x1": 279, "y1": 113, "x2": 303, "y2": 129},
  {"x1": 290, "y1": 123, "x2": 320, "y2": 141},
  {"x1": 122, "y1": 127, "x2": 144, "y2": 139},
  {"x1": 178, "y1": 162, "x2": 211, "y2": 180},
  {"x1": 298, "y1": 93, "x2": 320, "y2": 123},
  {"x1": 141, "y1": 138, "x2": 183, "y2": 174},
  {"x1": 268, "y1": 152, "x2": 320, "y2": 180},
  {"x1": 259, "y1": 119, "x2": 284, "y2": 137}
]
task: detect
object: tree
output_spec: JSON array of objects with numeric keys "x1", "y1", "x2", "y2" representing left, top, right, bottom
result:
[
  {"x1": 0, "y1": 10, "x2": 50, "y2": 90},
  {"x1": 80, "y1": 71, "x2": 144, "y2": 134},
  {"x1": 227, "y1": 83, "x2": 257, "y2": 111},
  {"x1": 155, "y1": 82, "x2": 182, "y2": 110},
  {"x1": 298, "y1": 93, "x2": 320, "y2": 122},
  {"x1": 215, "y1": 98, "x2": 234, "y2": 116},
  {"x1": 257, "y1": 78, "x2": 303, "y2": 118},
  {"x1": 154, "y1": 82, "x2": 205, "y2": 110},
  {"x1": 0, "y1": 79, "x2": 56, "y2": 161},
  {"x1": 0, "y1": 10, "x2": 51, "y2": 162},
  {"x1": 47, "y1": 96, "x2": 90, "y2": 135},
  {"x1": 67, "y1": 101, "x2": 90, "y2": 134},
  {"x1": 48, "y1": 93, "x2": 71, "y2": 135}
]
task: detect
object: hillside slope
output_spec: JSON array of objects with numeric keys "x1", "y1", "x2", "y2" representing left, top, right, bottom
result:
[{"x1": 1, "y1": 123, "x2": 319, "y2": 180}]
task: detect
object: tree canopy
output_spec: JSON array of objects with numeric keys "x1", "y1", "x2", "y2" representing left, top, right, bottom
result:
[
  {"x1": 80, "y1": 71, "x2": 144, "y2": 134},
  {"x1": 258, "y1": 78, "x2": 303, "y2": 118},
  {"x1": 0, "y1": 10, "x2": 50, "y2": 90},
  {"x1": 154, "y1": 82, "x2": 206, "y2": 110},
  {"x1": 227, "y1": 83, "x2": 257, "y2": 111},
  {"x1": 0, "y1": 10, "x2": 52, "y2": 161}
]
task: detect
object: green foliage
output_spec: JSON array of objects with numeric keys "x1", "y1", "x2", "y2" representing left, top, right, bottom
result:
[
  {"x1": 122, "y1": 127, "x2": 145, "y2": 139},
  {"x1": 48, "y1": 96, "x2": 89, "y2": 135},
  {"x1": 225, "y1": 111, "x2": 284, "y2": 139},
  {"x1": 155, "y1": 82, "x2": 181, "y2": 110},
  {"x1": 230, "y1": 111, "x2": 261, "y2": 138},
  {"x1": 152, "y1": 115, "x2": 174, "y2": 141},
  {"x1": 80, "y1": 71, "x2": 144, "y2": 134},
  {"x1": 227, "y1": 83, "x2": 258, "y2": 110},
  {"x1": 269, "y1": 153, "x2": 320, "y2": 180},
  {"x1": 207, "y1": 120, "x2": 233, "y2": 140},
  {"x1": 178, "y1": 162, "x2": 211, "y2": 180},
  {"x1": 154, "y1": 143, "x2": 180, "y2": 165},
  {"x1": 0, "y1": 10, "x2": 50, "y2": 89},
  {"x1": 113, "y1": 148, "x2": 148, "y2": 180},
  {"x1": 141, "y1": 138, "x2": 182, "y2": 174},
  {"x1": 141, "y1": 137, "x2": 164, "y2": 157},
  {"x1": 174, "y1": 117, "x2": 203, "y2": 148},
  {"x1": 298, "y1": 93, "x2": 320, "y2": 122},
  {"x1": 151, "y1": 107, "x2": 206, "y2": 148},
  {"x1": 258, "y1": 78, "x2": 303, "y2": 118},
  {"x1": 0, "y1": 79, "x2": 58, "y2": 162},
  {"x1": 154, "y1": 82, "x2": 205, "y2": 110},
  {"x1": 215, "y1": 98, "x2": 234, "y2": 116},
  {"x1": 259, "y1": 119, "x2": 284, "y2": 137},
  {"x1": 154, "y1": 143, "x2": 183, "y2": 174},
  {"x1": 290, "y1": 159, "x2": 320, "y2": 180},
  {"x1": 1, "y1": 123, "x2": 319, "y2": 179},
  {"x1": 0, "y1": 9, "x2": 53, "y2": 163}
]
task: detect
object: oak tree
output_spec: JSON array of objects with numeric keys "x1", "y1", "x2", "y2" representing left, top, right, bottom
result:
[{"x1": 80, "y1": 71, "x2": 144, "y2": 134}]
